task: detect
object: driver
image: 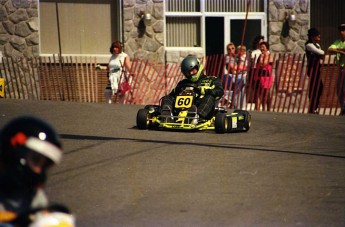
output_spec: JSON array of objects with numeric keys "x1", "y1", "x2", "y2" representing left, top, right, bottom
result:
[
  {"x1": 161, "y1": 55, "x2": 224, "y2": 120},
  {"x1": 0, "y1": 116, "x2": 65, "y2": 225}
]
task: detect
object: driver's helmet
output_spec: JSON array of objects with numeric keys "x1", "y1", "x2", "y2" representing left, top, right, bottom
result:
[
  {"x1": 0, "y1": 116, "x2": 62, "y2": 189},
  {"x1": 181, "y1": 55, "x2": 204, "y2": 82}
]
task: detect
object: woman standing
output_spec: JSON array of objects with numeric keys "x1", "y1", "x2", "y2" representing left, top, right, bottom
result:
[
  {"x1": 248, "y1": 35, "x2": 264, "y2": 105},
  {"x1": 97, "y1": 41, "x2": 132, "y2": 104},
  {"x1": 255, "y1": 41, "x2": 274, "y2": 111},
  {"x1": 305, "y1": 28, "x2": 324, "y2": 114},
  {"x1": 223, "y1": 42, "x2": 237, "y2": 78},
  {"x1": 221, "y1": 42, "x2": 237, "y2": 106}
]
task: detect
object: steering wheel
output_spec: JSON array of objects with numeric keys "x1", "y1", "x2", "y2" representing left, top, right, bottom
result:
[{"x1": 175, "y1": 84, "x2": 201, "y2": 96}]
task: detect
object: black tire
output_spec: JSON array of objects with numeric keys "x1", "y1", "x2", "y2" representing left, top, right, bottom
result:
[
  {"x1": 233, "y1": 110, "x2": 251, "y2": 132},
  {"x1": 136, "y1": 109, "x2": 150, "y2": 130},
  {"x1": 243, "y1": 113, "x2": 251, "y2": 132},
  {"x1": 215, "y1": 112, "x2": 228, "y2": 134}
]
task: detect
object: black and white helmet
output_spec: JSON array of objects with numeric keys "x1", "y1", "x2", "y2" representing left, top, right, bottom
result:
[{"x1": 0, "y1": 116, "x2": 62, "y2": 188}]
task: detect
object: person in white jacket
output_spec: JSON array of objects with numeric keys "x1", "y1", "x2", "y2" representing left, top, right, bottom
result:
[{"x1": 305, "y1": 28, "x2": 325, "y2": 114}]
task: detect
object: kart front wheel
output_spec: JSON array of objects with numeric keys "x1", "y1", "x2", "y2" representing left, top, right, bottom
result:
[
  {"x1": 215, "y1": 112, "x2": 228, "y2": 134},
  {"x1": 137, "y1": 109, "x2": 150, "y2": 130}
]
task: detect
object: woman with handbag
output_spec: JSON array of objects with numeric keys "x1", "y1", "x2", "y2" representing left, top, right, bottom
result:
[
  {"x1": 96, "y1": 40, "x2": 132, "y2": 104},
  {"x1": 254, "y1": 41, "x2": 274, "y2": 111}
]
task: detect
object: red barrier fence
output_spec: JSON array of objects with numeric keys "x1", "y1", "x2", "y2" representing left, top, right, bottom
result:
[
  {"x1": 0, "y1": 54, "x2": 344, "y2": 116},
  {"x1": 203, "y1": 53, "x2": 344, "y2": 116}
]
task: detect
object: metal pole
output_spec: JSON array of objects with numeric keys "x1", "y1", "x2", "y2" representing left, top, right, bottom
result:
[
  {"x1": 240, "y1": 0, "x2": 251, "y2": 50},
  {"x1": 55, "y1": 1, "x2": 62, "y2": 57}
]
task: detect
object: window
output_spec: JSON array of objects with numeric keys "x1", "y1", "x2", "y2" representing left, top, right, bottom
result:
[
  {"x1": 166, "y1": 17, "x2": 201, "y2": 47},
  {"x1": 39, "y1": 0, "x2": 120, "y2": 55},
  {"x1": 165, "y1": 0, "x2": 265, "y2": 49},
  {"x1": 165, "y1": 0, "x2": 200, "y2": 12},
  {"x1": 165, "y1": 0, "x2": 202, "y2": 48},
  {"x1": 205, "y1": 0, "x2": 264, "y2": 12}
]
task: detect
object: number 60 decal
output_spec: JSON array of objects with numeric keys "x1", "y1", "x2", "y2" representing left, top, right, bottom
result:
[{"x1": 175, "y1": 96, "x2": 193, "y2": 108}]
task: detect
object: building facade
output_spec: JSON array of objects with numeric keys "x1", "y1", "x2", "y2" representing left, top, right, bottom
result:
[{"x1": 0, "y1": 0, "x2": 342, "y2": 64}]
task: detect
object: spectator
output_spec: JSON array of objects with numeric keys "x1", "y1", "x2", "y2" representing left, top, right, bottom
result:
[
  {"x1": 305, "y1": 28, "x2": 325, "y2": 114},
  {"x1": 97, "y1": 40, "x2": 132, "y2": 104},
  {"x1": 221, "y1": 42, "x2": 237, "y2": 106},
  {"x1": 235, "y1": 45, "x2": 248, "y2": 110},
  {"x1": 255, "y1": 41, "x2": 274, "y2": 111},
  {"x1": 223, "y1": 42, "x2": 237, "y2": 76},
  {"x1": 225, "y1": 45, "x2": 247, "y2": 109},
  {"x1": 250, "y1": 35, "x2": 264, "y2": 62},
  {"x1": 328, "y1": 24, "x2": 345, "y2": 116},
  {"x1": 0, "y1": 116, "x2": 74, "y2": 226},
  {"x1": 248, "y1": 35, "x2": 264, "y2": 105},
  {"x1": 161, "y1": 55, "x2": 224, "y2": 123}
]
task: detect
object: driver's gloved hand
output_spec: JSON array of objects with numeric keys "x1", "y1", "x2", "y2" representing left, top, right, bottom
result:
[{"x1": 199, "y1": 85, "x2": 214, "y2": 95}]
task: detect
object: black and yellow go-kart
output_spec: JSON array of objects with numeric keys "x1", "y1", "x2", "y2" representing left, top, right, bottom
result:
[{"x1": 136, "y1": 84, "x2": 251, "y2": 133}]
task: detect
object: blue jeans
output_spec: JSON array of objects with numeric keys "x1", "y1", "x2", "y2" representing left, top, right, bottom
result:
[{"x1": 222, "y1": 74, "x2": 246, "y2": 109}]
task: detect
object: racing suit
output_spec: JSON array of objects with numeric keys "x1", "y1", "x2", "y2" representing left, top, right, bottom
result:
[
  {"x1": 161, "y1": 73, "x2": 224, "y2": 119},
  {"x1": 0, "y1": 176, "x2": 48, "y2": 225},
  {"x1": 1, "y1": 182, "x2": 73, "y2": 226}
]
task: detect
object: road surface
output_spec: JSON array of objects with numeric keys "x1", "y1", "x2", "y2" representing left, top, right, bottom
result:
[{"x1": 1, "y1": 99, "x2": 344, "y2": 226}]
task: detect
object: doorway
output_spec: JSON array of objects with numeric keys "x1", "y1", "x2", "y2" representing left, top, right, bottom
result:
[
  {"x1": 229, "y1": 19, "x2": 262, "y2": 51},
  {"x1": 225, "y1": 14, "x2": 266, "y2": 52},
  {"x1": 205, "y1": 17, "x2": 224, "y2": 56},
  {"x1": 205, "y1": 14, "x2": 266, "y2": 56}
]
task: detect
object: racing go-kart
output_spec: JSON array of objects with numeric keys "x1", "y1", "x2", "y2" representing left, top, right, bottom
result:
[{"x1": 136, "y1": 84, "x2": 251, "y2": 133}]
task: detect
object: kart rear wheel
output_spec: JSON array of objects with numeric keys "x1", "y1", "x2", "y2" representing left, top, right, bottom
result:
[
  {"x1": 137, "y1": 109, "x2": 150, "y2": 130},
  {"x1": 233, "y1": 110, "x2": 251, "y2": 132},
  {"x1": 244, "y1": 114, "x2": 251, "y2": 132},
  {"x1": 215, "y1": 112, "x2": 228, "y2": 134}
]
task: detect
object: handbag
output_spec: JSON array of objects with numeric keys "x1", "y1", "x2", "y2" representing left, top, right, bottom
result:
[{"x1": 119, "y1": 80, "x2": 131, "y2": 95}]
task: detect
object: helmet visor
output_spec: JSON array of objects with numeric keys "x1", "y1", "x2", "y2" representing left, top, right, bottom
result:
[
  {"x1": 27, "y1": 150, "x2": 54, "y2": 174},
  {"x1": 188, "y1": 65, "x2": 204, "y2": 82},
  {"x1": 188, "y1": 68, "x2": 198, "y2": 78},
  {"x1": 25, "y1": 136, "x2": 62, "y2": 164}
]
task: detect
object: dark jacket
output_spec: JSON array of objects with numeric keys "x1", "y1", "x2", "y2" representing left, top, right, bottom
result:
[
  {"x1": 305, "y1": 42, "x2": 323, "y2": 76},
  {"x1": 169, "y1": 74, "x2": 224, "y2": 100}
]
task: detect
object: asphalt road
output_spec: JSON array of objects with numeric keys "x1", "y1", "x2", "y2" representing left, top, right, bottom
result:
[{"x1": 1, "y1": 99, "x2": 345, "y2": 227}]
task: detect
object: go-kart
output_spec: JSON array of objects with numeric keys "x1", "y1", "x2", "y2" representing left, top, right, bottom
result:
[{"x1": 136, "y1": 84, "x2": 251, "y2": 133}]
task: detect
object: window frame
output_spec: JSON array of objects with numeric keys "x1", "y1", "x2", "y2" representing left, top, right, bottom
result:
[
  {"x1": 164, "y1": 12, "x2": 204, "y2": 52},
  {"x1": 38, "y1": 0, "x2": 121, "y2": 60},
  {"x1": 164, "y1": 1, "x2": 267, "y2": 54},
  {"x1": 224, "y1": 13, "x2": 267, "y2": 53}
]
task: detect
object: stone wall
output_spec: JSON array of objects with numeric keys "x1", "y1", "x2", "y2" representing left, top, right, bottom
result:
[
  {"x1": 0, "y1": 0, "x2": 38, "y2": 58},
  {"x1": 0, "y1": 0, "x2": 310, "y2": 60},
  {"x1": 268, "y1": 0, "x2": 309, "y2": 53},
  {"x1": 123, "y1": 0, "x2": 311, "y2": 64},
  {"x1": 123, "y1": 0, "x2": 165, "y2": 63}
]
